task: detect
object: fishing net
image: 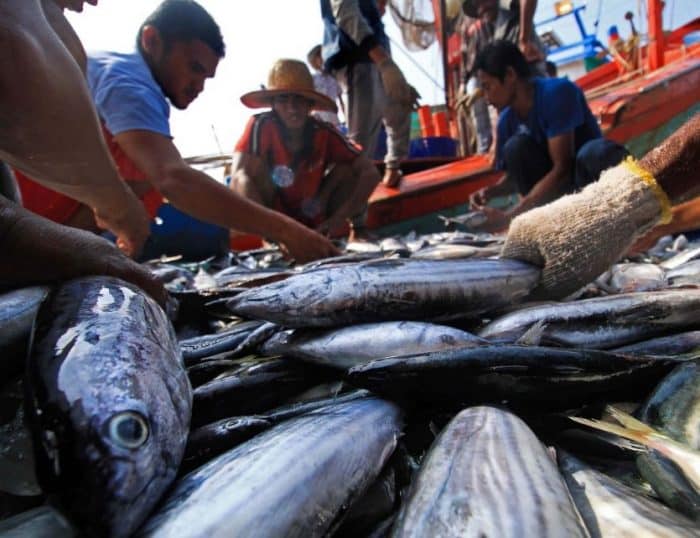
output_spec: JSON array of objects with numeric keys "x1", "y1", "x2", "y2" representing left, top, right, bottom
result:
[{"x1": 387, "y1": 0, "x2": 437, "y2": 50}]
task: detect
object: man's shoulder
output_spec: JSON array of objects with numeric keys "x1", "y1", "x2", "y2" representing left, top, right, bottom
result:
[
  {"x1": 88, "y1": 50, "x2": 157, "y2": 90},
  {"x1": 537, "y1": 77, "x2": 581, "y2": 100}
]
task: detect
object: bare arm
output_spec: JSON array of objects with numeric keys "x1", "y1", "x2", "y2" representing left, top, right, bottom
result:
[
  {"x1": 0, "y1": 196, "x2": 166, "y2": 306},
  {"x1": 641, "y1": 112, "x2": 700, "y2": 202},
  {"x1": 517, "y1": 0, "x2": 543, "y2": 62},
  {"x1": 114, "y1": 130, "x2": 339, "y2": 262},
  {"x1": 0, "y1": 0, "x2": 150, "y2": 255},
  {"x1": 323, "y1": 154, "x2": 380, "y2": 227},
  {"x1": 229, "y1": 151, "x2": 275, "y2": 205},
  {"x1": 518, "y1": 0, "x2": 537, "y2": 46}
]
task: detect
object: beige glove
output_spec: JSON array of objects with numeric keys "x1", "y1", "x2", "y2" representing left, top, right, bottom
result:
[
  {"x1": 377, "y1": 58, "x2": 412, "y2": 105},
  {"x1": 502, "y1": 157, "x2": 672, "y2": 299}
]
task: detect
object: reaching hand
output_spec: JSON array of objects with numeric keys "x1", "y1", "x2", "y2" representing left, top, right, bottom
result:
[
  {"x1": 93, "y1": 189, "x2": 151, "y2": 258},
  {"x1": 280, "y1": 221, "x2": 340, "y2": 263}
]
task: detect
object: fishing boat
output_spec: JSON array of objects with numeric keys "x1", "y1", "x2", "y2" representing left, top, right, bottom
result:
[
  {"x1": 364, "y1": 0, "x2": 700, "y2": 236},
  {"x1": 200, "y1": 0, "x2": 698, "y2": 248}
]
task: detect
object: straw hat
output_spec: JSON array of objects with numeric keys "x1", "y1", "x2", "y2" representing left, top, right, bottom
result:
[{"x1": 240, "y1": 59, "x2": 337, "y2": 112}]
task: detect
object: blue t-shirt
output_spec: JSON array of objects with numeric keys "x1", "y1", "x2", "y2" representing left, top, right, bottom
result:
[
  {"x1": 495, "y1": 77, "x2": 601, "y2": 170},
  {"x1": 87, "y1": 51, "x2": 171, "y2": 137}
]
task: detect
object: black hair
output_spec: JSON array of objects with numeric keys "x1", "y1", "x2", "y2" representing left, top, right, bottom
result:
[
  {"x1": 473, "y1": 40, "x2": 530, "y2": 81},
  {"x1": 137, "y1": 0, "x2": 225, "y2": 58},
  {"x1": 545, "y1": 60, "x2": 558, "y2": 77},
  {"x1": 307, "y1": 45, "x2": 322, "y2": 65}
]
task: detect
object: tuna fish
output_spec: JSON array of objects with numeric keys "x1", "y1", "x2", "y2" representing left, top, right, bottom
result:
[
  {"x1": 637, "y1": 359, "x2": 700, "y2": 519},
  {"x1": 391, "y1": 406, "x2": 588, "y2": 537},
  {"x1": 261, "y1": 321, "x2": 487, "y2": 370},
  {"x1": 558, "y1": 451, "x2": 698, "y2": 537},
  {"x1": 348, "y1": 344, "x2": 678, "y2": 410},
  {"x1": 25, "y1": 277, "x2": 191, "y2": 537},
  {"x1": 479, "y1": 290, "x2": 700, "y2": 349},
  {"x1": 227, "y1": 258, "x2": 540, "y2": 327},
  {"x1": 140, "y1": 397, "x2": 403, "y2": 537}
]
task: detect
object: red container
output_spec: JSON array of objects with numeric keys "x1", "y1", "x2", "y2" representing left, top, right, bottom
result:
[
  {"x1": 432, "y1": 111, "x2": 450, "y2": 137},
  {"x1": 417, "y1": 105, "x2": 435, "y2": 137}
]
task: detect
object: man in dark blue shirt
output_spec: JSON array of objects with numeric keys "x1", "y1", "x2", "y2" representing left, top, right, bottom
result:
[{"x1": 470, "y1": 40, "x2": 627, "y2": 231}]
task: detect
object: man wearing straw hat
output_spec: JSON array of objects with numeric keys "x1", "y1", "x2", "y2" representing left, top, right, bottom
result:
[
  {"x1": 231, "y1": 59, "x2": 381, "y2": 240},
  {"x1": 14, "y1": 0, "x2": 338, "y2": 263}
]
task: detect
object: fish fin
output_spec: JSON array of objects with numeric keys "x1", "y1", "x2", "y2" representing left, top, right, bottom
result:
[
  {"x1": 605, "y1": 405, "x2": 657, "y2": 434},
  {"x1": 515, "y1": 320, "x2": 547, "y2": 346},
  {"x1": 569, "y1": 416, "x2": 652, "y2": 451}
]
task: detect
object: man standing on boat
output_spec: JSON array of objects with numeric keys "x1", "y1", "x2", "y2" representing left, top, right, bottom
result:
[
  {"x1": 15, "y1": 0, "x2": 338, "y2": 263},
  {"x1": 230, "y1": 59, "x2": 380, "y2": 240},
  {"x1": 320, "y1": 0, "x2": 419, "y2": 192},
  {"x1": 469, "y1": 40, "x2": 628, "y2": 231}
]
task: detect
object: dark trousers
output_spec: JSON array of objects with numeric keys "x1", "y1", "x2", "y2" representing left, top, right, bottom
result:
[{"x1": 502, "y1": 134, "x2": 629, "y2": 195}]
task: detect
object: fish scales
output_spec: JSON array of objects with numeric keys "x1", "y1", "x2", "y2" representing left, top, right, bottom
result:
[
  {"x1": 479, "y1": 289, "x2": 700, "y2": 349},
  {"x1": 227, "y1": 258, "x2": 540, "y2": 327},
  {"x1": 25, "y1": 277, "x2": 191, "y2": 538},
  {"x1": 558, "y1": 451, "x2": 698, "y2": 537},
  {"x1": 391, "y1": 406, "x2": 588, "y2": 537},
  {"x1": 140, "y1": 397, "x2": 402, "y2": 538}
]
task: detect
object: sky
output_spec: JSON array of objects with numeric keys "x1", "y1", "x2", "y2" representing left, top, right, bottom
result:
[{"x1": 66, "y1": 0, "x2": 699, "y2": 160}]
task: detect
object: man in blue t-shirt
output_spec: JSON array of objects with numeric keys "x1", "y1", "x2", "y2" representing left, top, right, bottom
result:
[
  {"x1": 469, "y1": 40, "x2": 627, "y2": 231},
  {"x1": 17, "y1": 0, "x2": 338, "y2": 263}
]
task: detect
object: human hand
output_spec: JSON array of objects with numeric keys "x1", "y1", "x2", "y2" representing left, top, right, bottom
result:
[
  {"x1": 501, "y1": 159, "x2": 671, "y2": 299},
  {"x1": 377, "y1": 58, "x2": 413, "y2": 106},
  {"x1": 470, "y1": 186, "x2": 492, "y2": 208},
  {"x1": 280, "y1": 221, "x2": 340, "y2": 263},
  {"x1": 519, "y1": 39, "x2": 544, "y2": 63},
  {"x1": 93, "y1": 189, "x2": 151, "y2": 258},
  {"x1": 72, "y1": 232, "x2": 169, "y2": 308},
  {"x1": 474, "y1": 206, "x2": 511, "y2": 232}
]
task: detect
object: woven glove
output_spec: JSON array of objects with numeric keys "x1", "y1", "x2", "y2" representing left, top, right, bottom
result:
[
  {"x1": 377, "y1": 58, "x2": 412, "y2": 105},
  {"x1": 502, "y1": 157, "x2": 672, "y2": 299}
]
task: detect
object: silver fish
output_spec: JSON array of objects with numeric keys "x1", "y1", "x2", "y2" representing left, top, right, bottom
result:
[
  {"x1": 25, "y1": 277, "x2": 191, "y2": 537},
  {"x1": 559, "y1": 451, "x2": 698, "y2": 537},
  {"x1": 140, "y1": 397, "x2": 402, "y2": 537},
  {"x1": 391, "y1": 406, "x2": 588, "y2": 537},
  {"x1": 228, "y1": 258, "x2": 540, "y2": 327},
  {"x1": 479, "y1": 290, "x2": 700, "y2": 349},
  {"x1": 261, "y1": 321, "x2": 487, "y2": 369}
]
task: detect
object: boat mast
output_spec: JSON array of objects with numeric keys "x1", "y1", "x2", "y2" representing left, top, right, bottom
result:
[{"x1": 647, "y1": 0, "x2": 665, "y2": 70}]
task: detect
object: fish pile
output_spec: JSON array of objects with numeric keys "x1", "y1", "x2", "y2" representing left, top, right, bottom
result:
[{"x1": 1, "y1": 229, "x2": 700, "y2": 537}]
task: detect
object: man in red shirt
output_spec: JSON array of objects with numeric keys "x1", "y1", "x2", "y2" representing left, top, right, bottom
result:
[{"x1": 231, "y1": 59, "x2": 380, "y2": 239}]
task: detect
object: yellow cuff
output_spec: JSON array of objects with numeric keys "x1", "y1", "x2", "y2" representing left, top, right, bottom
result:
[{"x1": 622, "y1": 156, "x2": 673, "y2": 225}]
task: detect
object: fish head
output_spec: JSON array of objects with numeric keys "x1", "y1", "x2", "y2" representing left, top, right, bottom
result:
[{"x1": 45, "y1": 391, "x2": 186, "y2": 537}]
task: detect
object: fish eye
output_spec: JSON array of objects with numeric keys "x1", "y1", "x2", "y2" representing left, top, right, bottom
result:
[{"x1": 108, "y1": 412, "x2": 149, "y2": 449}]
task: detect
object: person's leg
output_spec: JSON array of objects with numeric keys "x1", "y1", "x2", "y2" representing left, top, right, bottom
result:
[
  {"x1": 337, "y1": 63, "x2": 383, "y2": 231},
  {"x1": 575, "y1": 138, "x2": 629, "y2": 189},
  {"x1": 503, "y1": 134, "x2": 553, "y2": 195},
  {"x1": 340, "y1": 63, "x2": 385, "y2": 160},
  {"x1": 382, "y1": 91, "x2": 411, "y2": 186},
  {"x1": 467, "y1": 77, "x2": 492, "y2": 154}
]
